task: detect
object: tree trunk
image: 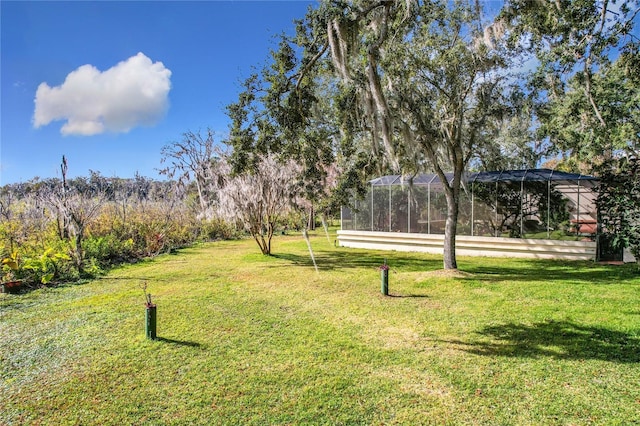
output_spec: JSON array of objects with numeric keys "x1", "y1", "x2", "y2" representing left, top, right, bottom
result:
[
  {"x1": 74, "y1": 231, "x2": 85, "y2": 274},
  {"x1": 308, "y1": 205, "x2": 315, "y2": 230},
  {"x1": 253, "y1": 224, "x2": 274, "y2": 256},
  {"x1": 266, "y1": 223, "x2": 273, "y2": 255},
  {"x1": 254, "y1": 233, "x2": 270, "y2": 255},
  {"x1": 443, "y1": 188, "x2": 459, "y2": 270},
  {"x1": 194, "y1": 179, "x2": 207, "y2": 213}
]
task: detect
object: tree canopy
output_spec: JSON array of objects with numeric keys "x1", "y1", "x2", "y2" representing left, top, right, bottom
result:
[
  {"x1": 500, "y1": 0, "x2": 640, "y2": 169},
  {"x1": 224, "y1": 0, "x2": 639, "y2": 268},
  {"x1": 227, "y1": 0, "x2": 523, "y2": 269}
]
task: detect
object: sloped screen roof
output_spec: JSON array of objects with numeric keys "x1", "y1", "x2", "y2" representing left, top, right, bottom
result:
[{"x1": 369, "y1": 169, "x2": 597, "y2": 187}]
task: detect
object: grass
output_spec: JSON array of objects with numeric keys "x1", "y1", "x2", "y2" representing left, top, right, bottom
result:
[{"x1": 1, "y1": 230, "x2": 639, "y2": 425}]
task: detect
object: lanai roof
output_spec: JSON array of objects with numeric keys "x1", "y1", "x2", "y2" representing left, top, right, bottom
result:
[{"x1": 369, "y1": 168, "x2": 598, "y2": 186}]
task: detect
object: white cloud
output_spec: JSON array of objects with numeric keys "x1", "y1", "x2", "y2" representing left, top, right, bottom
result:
[{"x1": 33, "y1": 52, "x2": 172, "y2": 136}]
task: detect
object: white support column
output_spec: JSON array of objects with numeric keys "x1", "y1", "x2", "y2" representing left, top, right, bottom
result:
[
  {"x1": 471, "y1": 182, "x2": 475, "y2": 236},
  {"x1": 576, "y1": 179, "x2": 581, "y2": 236},
  {"x1": 495, "y1": 181, "x2": 499, "y2": 237},
  {"x1": 428, "y1": 182, "x2": 431, "y2": 234},
  {"x1": 547, "y1": 180, "x2": 551, "y2": 239},
  {"x1": 520, "y1": 177, "x2": 525, "y2": 237},
  {"x1": 407, "y1": 185, "x2": 411, "y2": 233},
  {"x1": 388, "y1": 181, "x2": 392, "y2": 232},
  {"x1": 371, "y1": 183, "x2": 374, "y2": 231}
]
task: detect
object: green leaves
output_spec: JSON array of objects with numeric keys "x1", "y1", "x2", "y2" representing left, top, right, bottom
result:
[
  {"x1": 2, "y1": 250, "x2": 19, "y2": 271},
  {"x1": 503, "y1": 0, "x2": 640, "y2": 167},
  {"x1": 596, "y1": 157, "x2": 640, "y2": 261}
]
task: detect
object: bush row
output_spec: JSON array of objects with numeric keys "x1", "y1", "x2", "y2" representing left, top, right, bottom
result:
[{"x1": 1, "y1": 200, "x2": 240, "y2": 288}]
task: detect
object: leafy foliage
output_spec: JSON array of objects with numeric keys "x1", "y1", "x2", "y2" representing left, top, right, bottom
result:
[
  {"x1": 226, "y1": 39, "x2": 341, "y2": 219},
  {"x1": 501, "y1": 0, "x2": 640, "y2": 168},
  {"x1": 596, "y1": 157, "x2": 640, "y2": 262}
]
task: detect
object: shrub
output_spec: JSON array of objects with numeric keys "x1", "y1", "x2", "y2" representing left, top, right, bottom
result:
[
  {"x1": 83, "y1": 235, "x2": 135, "y2": 268},
  {"x1": 0, "y1": 176, "x2": 242, "y2": 288},
  {"x1": 198, "y1": 217, "x2": 241, "y2": 241}
]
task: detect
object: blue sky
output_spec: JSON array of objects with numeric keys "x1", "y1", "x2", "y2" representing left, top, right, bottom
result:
[{"x1": 1, "y1": 1, "x2": 317, "y2": 185}]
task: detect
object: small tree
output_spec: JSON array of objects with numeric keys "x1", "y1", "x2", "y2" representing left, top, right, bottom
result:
[
  {"x1": 0, "y1": 186, "x2": 20, "y2": 254},
  {"x1": 159, "y1": 129, "x2": 221, "y2": 214},
  {"x1": 596, "y1": 157, "x2": 640, "y2": 263},
  {"x1": 39, "y1": 157, "x2": 107, "y2": 275},
  {"x1": 217, "y1": 155, "x2": 300, "y2": 255}
]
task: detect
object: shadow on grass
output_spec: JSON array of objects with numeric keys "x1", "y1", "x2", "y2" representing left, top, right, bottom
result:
[
  {"x1": 462, "y1": 262, "x2": 639, "y2": 285},
  {"x1": 156, "y1": 337, "x2": 203, "y2": 348},
  {"x1": 272, "y1": 250, "x2": 442, "y2": 272},
  {"x1": 386, "y1": 293, "x2": 430, "y2": 298},
  {"x1": 273, "y1": 247, "x2": 639, "y2": 284},
  {"x1": 447, "y1": 320, "x2": 640, "y2": 363},
  {"x1": 96, "y1": 276, "x2": 155, "y2": 281}
]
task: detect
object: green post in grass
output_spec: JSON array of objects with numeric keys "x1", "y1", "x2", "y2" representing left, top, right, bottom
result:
[
  {"x1": 380, "y1": 259, "x2": 389, "y2": 296},
  {"x1": 145, "y1": 303, "x2": 157, "y2": 340},
  {"x1": 381, "y1": 269, "x2": 389, "y2": 295}
]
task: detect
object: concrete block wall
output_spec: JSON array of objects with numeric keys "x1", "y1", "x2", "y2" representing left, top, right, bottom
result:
[{"x1": 337, "y1": 230, "x2": 597, "y2": 261}]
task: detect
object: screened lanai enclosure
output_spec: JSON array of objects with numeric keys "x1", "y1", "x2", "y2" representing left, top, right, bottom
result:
[
  {"x1": 342, "y1": 169, "x2": 597, "y2": 239},
  {"x1": 338, "y1": 169, "x2": 602, "y2": 260}
]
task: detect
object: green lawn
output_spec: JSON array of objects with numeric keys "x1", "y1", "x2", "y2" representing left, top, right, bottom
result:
[{"x1": 1, "y1": 231, "x2": 639, "y2": 425}]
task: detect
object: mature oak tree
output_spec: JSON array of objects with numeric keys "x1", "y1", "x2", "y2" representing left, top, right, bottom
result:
[{"x1": 259, "y1": 0, "x2": 518, "y2": 270}]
